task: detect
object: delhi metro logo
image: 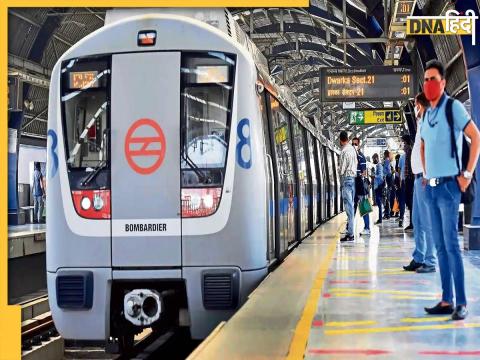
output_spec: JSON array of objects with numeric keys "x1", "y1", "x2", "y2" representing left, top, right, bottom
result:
[{"x1": 125, "y1": 118, "x2": 166, "y2": 175}]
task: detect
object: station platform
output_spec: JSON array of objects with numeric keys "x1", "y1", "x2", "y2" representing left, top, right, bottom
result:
[
  {"x1": 190, "y1": 213, "x2": 480, "y2": 359},
  {"x1": 8, "y1": 223, "x2": 47, "y2": 304},
  {"x1": 8, "y1": 223, "x2": 46, "y2": 259}
]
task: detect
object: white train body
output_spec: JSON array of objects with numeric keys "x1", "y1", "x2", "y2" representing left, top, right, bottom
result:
[{"x1": 46, "y1": 9, "x2": 341, "y2": 347}]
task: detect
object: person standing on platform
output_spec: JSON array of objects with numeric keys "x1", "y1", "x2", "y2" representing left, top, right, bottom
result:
[
  {"x1": 398, "y1": 150, "x2": 408, "y2": 228},
  {"x1": 382, "y1": 150, "x2": 392, "y2": 219},
  {"x1": 404, "y1": 93, "x2": 436, "y2": 273},
  {"x1": 421, "y1": 60, "x2": 480, "y2": 320},
  {"x1": 352, "y1": 137, "x2": 370, "y2": 236},
  {"x1": 373, "y1": 153, "x2": 384, "y2": 225},
  {"x1": 32, "y1": 162, "x2": 45, "y2": 224},
  {"x1": 339, "y1": 131, "x2": 358, "y2": 242},
  {"x1": 402, "y1": 134, "x2": 415, "y2": 231}
]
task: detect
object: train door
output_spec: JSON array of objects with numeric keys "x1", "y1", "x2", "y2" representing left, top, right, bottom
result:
[
  {"x1": 258, "y1": 92, "x2": 276, "y2": 262},
  {"x1": 110, "y1": 52, "x2": 181, "y2": 266},
  {"x1": 305, "y1": 132, "x2": 316, "y2": 231},
  {"x1": 332, "y1": 151, "x2": 340, "y2": 215},
  {"x1": 314, "y1": 139, "x2": 324, "y2": 223},
  {"x1": 336, "y1": 153, "x2": 343, "y2": 212},
  {"x1": 329, "y1": 150, "x2": 340, "y2": 215},
  {"x1": 269, "y1": 97, "x2": 297, "y2": 249},
  {"x1": 292, "y1": 120, "x2": 308, "y2": 237},
  {"x1": 322, "y1": 146, "x2": 330, "y2": 218}
]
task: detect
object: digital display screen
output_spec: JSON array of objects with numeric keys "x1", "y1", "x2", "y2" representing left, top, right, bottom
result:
[
  {"x1": 196, "y1": 66, "x2": 229, "y2": 83},
  {"x1": 69, "y1": 71, "x2": 99, "y2": 90},
  {"x1": 320, "y1": 66, "x2": 415, "y2": 102}
]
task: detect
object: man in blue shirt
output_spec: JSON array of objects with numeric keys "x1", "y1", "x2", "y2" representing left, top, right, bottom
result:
[
  {"x1": 382, "y1": 150, "x2": 392, "y2": 219},
  {"x1": 32, "y1": 162, "x2": 45, "y2": 223},
  {"x1": 372, "y1": 153, "x2": 384, "y2": 225},
  {"x1": 421, "y1": 60, "x2": 480, "y2": 320}
]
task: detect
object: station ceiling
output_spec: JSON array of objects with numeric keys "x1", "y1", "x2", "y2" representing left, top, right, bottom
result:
[{"x1": 7, "y1": 1, "x2": 469, "y2": 143}]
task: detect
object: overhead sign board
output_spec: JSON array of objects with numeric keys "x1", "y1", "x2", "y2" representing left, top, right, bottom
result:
[
  {"x1": 349, "y1": 109, "x2": 403, "y2": 125},
  {"x1": 320, "y1": 66, "x2": 414, "y2": 102},
  {"x1": 366, "y1": 138, "x2": 387, "y2": 147}
]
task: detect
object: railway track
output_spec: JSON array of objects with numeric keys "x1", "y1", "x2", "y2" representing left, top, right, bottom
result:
[
  {"x1": 20, "y1": 294, "x2": 199, "y2": 359},
  {"x1": 65, "y1": 328, "x2": 199, "y2": 360}
]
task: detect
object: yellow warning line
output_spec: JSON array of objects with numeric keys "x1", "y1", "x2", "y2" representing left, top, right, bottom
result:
[
  {"x1": 286, "y1": 227, "x2": 339, "y2": 360},
  {"x1": 400, "y1": 316, "x2": 451, "y2": 323},
  {"x1": 325, "y1": 322, "x2": 480, "y2": 336},
  {"x1": 325, "y1": 320, "x2": 377, "y2": 327}
]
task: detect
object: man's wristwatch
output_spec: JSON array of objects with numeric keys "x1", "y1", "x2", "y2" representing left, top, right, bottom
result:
[{"x1": 463, "y1": 170, "x2": 473, "y2": 180}]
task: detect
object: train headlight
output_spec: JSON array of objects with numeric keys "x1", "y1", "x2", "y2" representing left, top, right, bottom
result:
[
  {"x1": 80, "y1": 197, "x2": 91, "y2": 210},
  {"x1": 181, "y1": 187, "x2": 221, "y2": 217},
  {"x1": 203, "y1": 194, "x2": 214, "y2": 208},
  {"x1": 72, "y1": 189, "x2": 111, "y2": 219},
  {"x1": 93, "y1": 193, "x2": 104, "y2": 211},
  {"x1": 190, "y1": 194, "x2": 201, "y2": 210}
]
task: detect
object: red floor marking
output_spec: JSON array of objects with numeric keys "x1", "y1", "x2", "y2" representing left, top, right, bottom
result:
[
  {"x1": 419, "y1": 351, "x2": 480, "y2": 356},
  {"x1": 329, "y1": 280, "x2": 370, "y2": 284},
  {"x1": 383, "y1": 279, "x2": 432, "y2": 285},
  {"x1": 312, "y1": 320, "x2": 324, "y2": 327},
  {"x1": 323, "y1": 293, "x2": 331, "y2": 298},
  {"x1": 309, "y1": 349, "x2": 391, "y2": 355}
]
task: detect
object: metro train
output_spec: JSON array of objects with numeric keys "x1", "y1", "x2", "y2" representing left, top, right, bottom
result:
[{"x1": 46, "y1": 8, "x2": 343, "y2": 351}]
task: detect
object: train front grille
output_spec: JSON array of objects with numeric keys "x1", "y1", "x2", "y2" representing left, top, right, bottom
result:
[{"x1": 202, "y1": 271, "x2": 239, "y2": 310}]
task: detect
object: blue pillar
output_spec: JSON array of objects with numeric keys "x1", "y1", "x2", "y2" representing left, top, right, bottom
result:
[{"x1": 455, "y1": 1, "x2": 480, "y2": 224}]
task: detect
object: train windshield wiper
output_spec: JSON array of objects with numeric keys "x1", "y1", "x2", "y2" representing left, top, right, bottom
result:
[
  {"x1": 181, "y1": 126, "x2": 211, "y2": 185},
  {"x1": 182, "y1": 154, "x2": 212, "y2": 184},
  {"x1": 81, "y1": 160, "x2": 107, "y2": 187}
]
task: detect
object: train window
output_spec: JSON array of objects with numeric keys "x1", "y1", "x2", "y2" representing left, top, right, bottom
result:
[
  {"x1": 61, "y1": 57, "x2": 110, "y2": 174},
  {"x1": 292, "y1": 120, "x2": 307, "y2": 184},
  {"x1": 180, "y1": 53, "x2": 235, "y2": 188},
  {"x1": 270, "y1": 98, "x2": 295, "y2": 183}
]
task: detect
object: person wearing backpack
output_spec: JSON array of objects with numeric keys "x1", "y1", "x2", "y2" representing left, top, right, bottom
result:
[
  {"x1": 403, "y1": 92, "x2": 436, "y2": 273},
  {"x1": 421, "y1": 60, "x2": 480, "y2": 320},
  {"x1": 352, "y1": 137, "x2": 370, "y2": 236}
]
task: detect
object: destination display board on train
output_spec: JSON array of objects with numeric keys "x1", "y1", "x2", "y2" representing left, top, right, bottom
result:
[
  {"x1": 349, "y1": 109, "x2": 403, "y2": 125},
  {"x1": 320, "y1": 66, "x2": 415, "y2": 102}
]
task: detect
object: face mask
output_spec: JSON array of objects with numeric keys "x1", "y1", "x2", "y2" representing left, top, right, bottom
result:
[{"x1": 424, "y1": 80, "x2": 442, "y2": 101}]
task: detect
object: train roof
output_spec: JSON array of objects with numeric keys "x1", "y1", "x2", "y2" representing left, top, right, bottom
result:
[{"x1": 105, "y1": 8, "x2": 339, "y2": 153}]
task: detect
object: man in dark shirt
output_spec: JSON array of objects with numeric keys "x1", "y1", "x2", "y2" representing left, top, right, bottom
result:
[{"x1": 352, "y1": 137, "x2": 370, "y2": 235}]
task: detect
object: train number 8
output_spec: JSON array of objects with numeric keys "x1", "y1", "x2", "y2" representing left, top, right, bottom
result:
[{"x1": 236, "y1": 118, "x2": 252, "y2": 169}]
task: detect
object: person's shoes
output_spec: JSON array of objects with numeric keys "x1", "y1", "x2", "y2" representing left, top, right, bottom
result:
[
  {"x1": 416, "y1": 264, "x2": 436, "y2": 273},
  {"x1": 375, "y1": 220, "x2": 382, "y2": 225},
  {"x1": 383, "y1": 215, "x2": 390, "y2": 220},
  {"x1": 399, "y1": 219, "x2": 403, "y2": 227},
  {"x1": 425, "y1": 302, "x2": 454, "y2": 315},
  {"x1": 452, "y1": 305, "x2": 468, "y2": 320},
  {"x1": 403, "y1": 260, "x2": 424, "y2": 271},
  {"x1": 360, "y1": 229, "x2": 371, "y2": 236},
  {"x1": 405, "y1": 224, "x2": 414, "y2": 231},
  {"x1": 340, "y1": 235, "x2": 354, "y2": 242}
]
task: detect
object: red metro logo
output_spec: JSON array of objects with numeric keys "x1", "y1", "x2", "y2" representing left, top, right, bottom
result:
[{"x1": 124, "y1": 118, "x2": 166, "y2": 175}]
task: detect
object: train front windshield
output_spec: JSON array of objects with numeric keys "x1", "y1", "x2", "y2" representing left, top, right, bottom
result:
[
  {"x1": 61, "y1": 57, "x2": 111, "y2": 170},
  {"x1": 180, "y1": 53, "x2": 235, "y2": 188}
]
